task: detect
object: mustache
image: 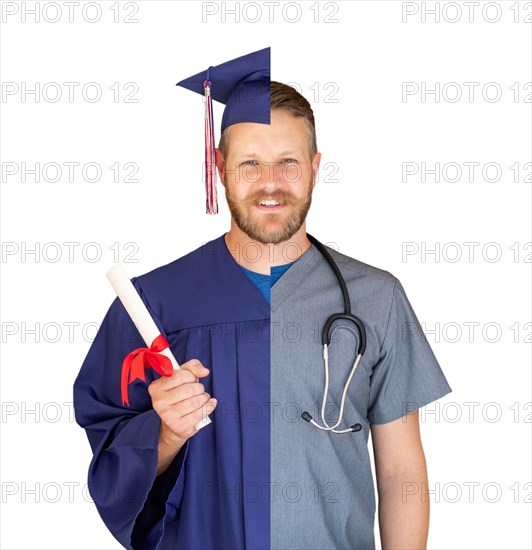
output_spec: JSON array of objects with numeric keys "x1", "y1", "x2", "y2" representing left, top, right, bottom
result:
[{"x1": 241, "y1": 192, "x2": 299, "y2": 207}]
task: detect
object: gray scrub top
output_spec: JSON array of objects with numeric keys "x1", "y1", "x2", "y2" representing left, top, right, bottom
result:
[{"x1": 270, "y1": 242, "x2": 452, "y2": 550}]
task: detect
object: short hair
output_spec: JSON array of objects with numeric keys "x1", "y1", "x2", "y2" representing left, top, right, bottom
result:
[{"x1": 218, "y1": 81, "x2": 317, "y2": 160}]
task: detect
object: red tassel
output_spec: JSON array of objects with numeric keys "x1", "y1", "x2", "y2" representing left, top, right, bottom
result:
[{"x1": 203, "y1": 80, "x2": 218, "y2": 215}]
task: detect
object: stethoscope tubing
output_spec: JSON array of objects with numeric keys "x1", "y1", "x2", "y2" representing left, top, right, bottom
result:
[{"x1": 301, "y1": 234, "x2": 367, "y2": 434}]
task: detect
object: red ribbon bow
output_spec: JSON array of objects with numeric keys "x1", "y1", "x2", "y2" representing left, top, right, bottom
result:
[{"x1": 121, "y1": 334, "x2": 173, "y2": 407}]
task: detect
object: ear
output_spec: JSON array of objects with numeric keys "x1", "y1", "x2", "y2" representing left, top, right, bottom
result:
[
  {"x1": 215, "y1": 148, "x2": 225, "y2": 186},
  {"x1": 311, "y1": 152, "x2": 321, "y2": 190}
]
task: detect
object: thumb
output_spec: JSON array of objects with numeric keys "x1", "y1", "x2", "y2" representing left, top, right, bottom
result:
[{"x1": 182, "y1": 360, "x2": 210, "y2": 379}]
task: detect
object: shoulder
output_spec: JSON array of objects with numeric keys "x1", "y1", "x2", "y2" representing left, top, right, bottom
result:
[
  {"x1": 322, "y1": 242, "x2": 399, "y2": 289},
  {"x1": 124, "y1": 234, "x2": 269, "y2": 330},
  {"x1": 134, "y1": 235, "x2": 224, "y2": 290},
  {"x1": 127, "y1": 235, "x2": 227, "y2": 326},
  {"x1": 322, "y1": 243, "x2": 403, "y2": 327}
]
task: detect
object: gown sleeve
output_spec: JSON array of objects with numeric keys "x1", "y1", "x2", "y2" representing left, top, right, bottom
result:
[{"x1": 73, "y1": 279, "x2": 189, "y2": 550}]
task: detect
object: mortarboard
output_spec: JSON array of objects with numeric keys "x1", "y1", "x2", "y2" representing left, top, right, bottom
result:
[{"x1": 176, "y1": 47, "x2": 271, "y2": 214}]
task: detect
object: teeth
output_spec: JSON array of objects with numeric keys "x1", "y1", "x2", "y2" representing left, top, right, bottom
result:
[{"x1": 260, "y1": 200, "x2": 280, "y2": 206}]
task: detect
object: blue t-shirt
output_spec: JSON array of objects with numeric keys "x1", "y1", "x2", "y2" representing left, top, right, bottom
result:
[{"x1": 238, "y1": 262, "x2": 295, "y2": 304}]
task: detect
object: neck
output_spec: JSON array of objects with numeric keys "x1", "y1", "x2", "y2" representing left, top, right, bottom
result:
[{"x1": 224, "y1": 223, "x2": 311, "y2": 275}]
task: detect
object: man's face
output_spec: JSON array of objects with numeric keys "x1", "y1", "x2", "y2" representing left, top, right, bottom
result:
[{"x1": 216, "y1": 109, "x2": 320, "y2": 245}]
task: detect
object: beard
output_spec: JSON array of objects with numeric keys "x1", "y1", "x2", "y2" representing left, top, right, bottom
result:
[{"x1": 224, "y1": 176, "x2": 314, "y2": 245}]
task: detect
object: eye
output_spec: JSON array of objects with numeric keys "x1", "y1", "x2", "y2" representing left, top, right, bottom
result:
[
  {"x1": 240, "y1": 160, "x2": 259, "y2": 166},
  {"x1": 280, "y1": 158, "x2": 298, "y2": 164}
]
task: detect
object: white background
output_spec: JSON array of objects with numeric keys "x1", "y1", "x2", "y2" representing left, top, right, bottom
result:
[{"x1": 1, "y1": 1, "x2": 531, "y2": 548}]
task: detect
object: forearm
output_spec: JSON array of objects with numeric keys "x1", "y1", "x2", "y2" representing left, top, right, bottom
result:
[
  {"x1": 156, "y1": 422, "x2": 187, "y2": 476},
  {"x1": 377, "y1": 466, "x2": 429, "y2": 549}
]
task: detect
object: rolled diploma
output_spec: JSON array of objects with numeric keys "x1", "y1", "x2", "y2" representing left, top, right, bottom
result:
[{"x1": 106, "y1": 263, "x2": 211, "y2": 430}]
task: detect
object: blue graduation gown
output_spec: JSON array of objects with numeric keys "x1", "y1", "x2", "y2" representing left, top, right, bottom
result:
[{"x1": 73, "y1": 234, "x2": 271, "y2": 550}]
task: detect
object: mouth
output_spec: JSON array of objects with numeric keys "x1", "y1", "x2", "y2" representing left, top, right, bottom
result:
[{"x1": 255, "y1": 200, "x2": 284, "y2": 212}]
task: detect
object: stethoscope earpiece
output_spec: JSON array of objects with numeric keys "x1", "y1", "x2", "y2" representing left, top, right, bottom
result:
[
  {"x1": 303, "y1": 234, "x2": 368, "y2": 436},
  {"x1": 301, "y1": 411, "x2": 363, "y2": 434}
]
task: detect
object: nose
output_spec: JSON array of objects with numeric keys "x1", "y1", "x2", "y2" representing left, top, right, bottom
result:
[
  {"x1": 238, "y1": 162, "x2": 277, "y2": 187},
  {"x1": 261, "y1": 162, "x2": 300, "y2": 190},
  {"x1": 258, "y1": 161, "x2": 279, "y2": 186}
]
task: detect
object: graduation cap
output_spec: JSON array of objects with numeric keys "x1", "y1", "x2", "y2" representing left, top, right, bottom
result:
[{"x1": 176, "y1": 47, "x2": 271, "y2": 214}]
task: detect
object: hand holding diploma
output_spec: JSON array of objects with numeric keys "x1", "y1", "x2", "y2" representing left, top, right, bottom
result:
[
  {"x1": 151, "y1": 361, "x2": 217, "y2": 476},
  {"x1": 149, "y1": 360, "x2": 217, "y2": 444},
  {"x1": 106, "y1": 264, "x2": 214, "y2": 432}
]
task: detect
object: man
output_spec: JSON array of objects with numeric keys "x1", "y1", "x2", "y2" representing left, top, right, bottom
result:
[{"x1": 74, "y1": 47, "x2": 452, "y2": 550}]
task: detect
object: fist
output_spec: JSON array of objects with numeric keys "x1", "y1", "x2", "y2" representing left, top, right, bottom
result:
[{"x1": 148, "y1": 358, "x2": 217, "y2": 441}]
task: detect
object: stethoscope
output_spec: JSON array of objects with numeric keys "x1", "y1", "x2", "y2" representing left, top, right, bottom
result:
[{"x1": 301, "y1": 234, "x2": 367, "y2": 434}]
